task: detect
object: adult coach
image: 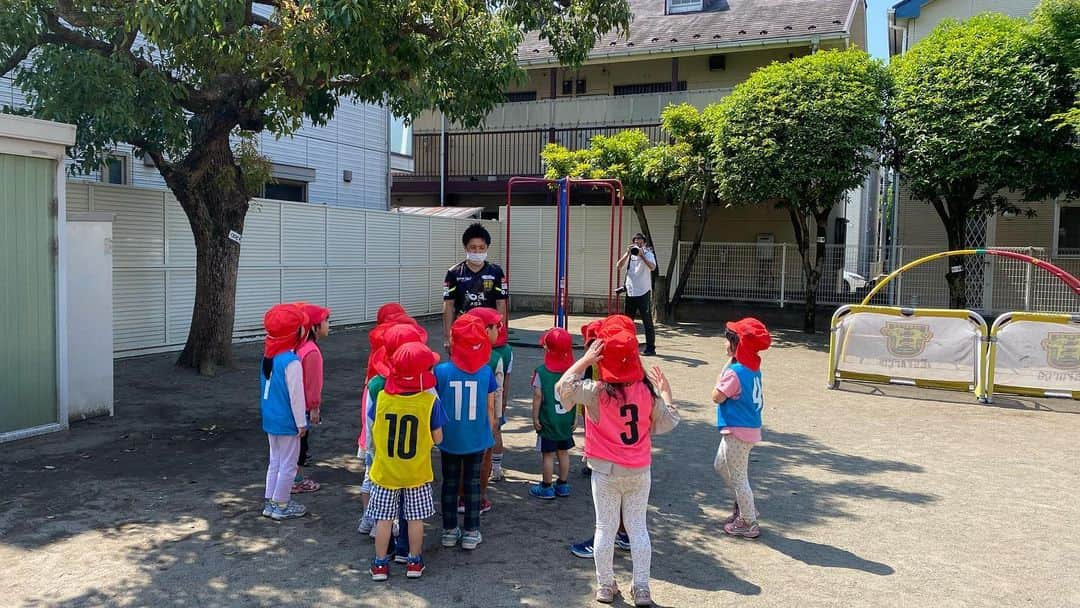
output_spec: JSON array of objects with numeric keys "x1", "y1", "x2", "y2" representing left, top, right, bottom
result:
[
  {"x1": 617, "y1": 232, "x2": 657, "y2": 356},
  {"x1": 442, "y1": 223, "x2": 508, "y2": 345},
  {"x1": 442, "y1": 223, "x2": 511, "y2": 503}
]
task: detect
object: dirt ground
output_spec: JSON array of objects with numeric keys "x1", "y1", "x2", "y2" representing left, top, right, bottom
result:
[{"x1": 3, "y1": 313, "x2": 1079, "y2": 608}]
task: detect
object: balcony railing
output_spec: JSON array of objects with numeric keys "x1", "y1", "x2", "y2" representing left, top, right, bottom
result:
[
  {"x1": 402, "y1": 124, "x2": 665, "y2": 181},
  {"x1": 411, "y1": 86, "x2": 733, "y2": 132}
]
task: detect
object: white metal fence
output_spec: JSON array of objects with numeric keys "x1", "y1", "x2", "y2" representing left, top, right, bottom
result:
[
  {"x1": 678, "y1": 242, "x2": 1080, "y2": 314},
  {"x1": 66, "y1": 182, "x2": 501, "y2": 356}
]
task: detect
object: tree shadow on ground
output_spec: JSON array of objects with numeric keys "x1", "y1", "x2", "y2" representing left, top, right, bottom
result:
[{"x1": 1, "y1": 321, "x2": 931, "y2": 606}]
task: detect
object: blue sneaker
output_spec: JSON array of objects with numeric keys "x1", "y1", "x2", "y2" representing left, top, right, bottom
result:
[
  {"x1": 571, "y1": 537, "x2": 595, "y2": 559},
  {"x1": 261, "y1": 499, "x2": 273, "y2": 518},
  {"x1": 554, "y1": 481, "x2": 571, "y2": 497},
  {"x1": 529, "y1": 484, "x2": 556, "y2": 500},
  {"x1": 615, "y1": 531, "x2": 631, "y2": 552},
  {"x1": 269, "y1": 500, "x2": 307, "y2": 520}
]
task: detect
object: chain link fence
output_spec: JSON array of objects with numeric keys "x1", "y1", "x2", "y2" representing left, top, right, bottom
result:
[{"x1": 677, "y1": 242, "x2": 1079, "y2": 314}]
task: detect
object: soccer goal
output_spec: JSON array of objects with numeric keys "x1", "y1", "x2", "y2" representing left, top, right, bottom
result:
[{"x1": 985, "y1": 312, "x2": 1080, "y2": 401}]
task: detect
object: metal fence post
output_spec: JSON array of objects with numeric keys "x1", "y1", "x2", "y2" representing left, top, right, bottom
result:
[
  {"x1": 892, "y1": 246, "x2": 903, "y2": 307},
  {"x1": 1023, "y1": 246, "x2": 1035, "y2": 311},
  {"x1": 779, "y1": 243, "x2": 786, "y2": 308}
]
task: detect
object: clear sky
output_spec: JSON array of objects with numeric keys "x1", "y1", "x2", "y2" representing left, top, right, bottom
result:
[{"x1": 866, "y1": 0, "x2": 893, "y2": 60}]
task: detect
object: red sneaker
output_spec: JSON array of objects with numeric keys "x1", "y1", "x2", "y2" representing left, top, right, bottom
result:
[
  {"x1": 479, "y1": 497, "x2": 493, "y2": 514},
  {"x1": 406, "y1": 556, "x2": 425, "y2": 579},
  {"x1": 369, "y1": 559, "x2": 390, "y2": 581},
  {"x1": 721, "y1": 503, "x2": 740, "y2": 526}
]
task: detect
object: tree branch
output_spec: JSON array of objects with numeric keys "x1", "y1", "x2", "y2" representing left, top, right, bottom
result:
[
  {"x1": 40, "y1": 8, "x2": 212, "y2": 112},
  {"x1": 0, "y1": 44, "x2": 32, "y2": 77}
]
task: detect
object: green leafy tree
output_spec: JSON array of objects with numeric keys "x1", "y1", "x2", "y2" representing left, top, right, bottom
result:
[
  {"x1": 1031, "y1": 0, "x2": 1080, "y2": 138},
  {"x1": 541, "y1": 129, "x2": 663, "y2": 292},
  {"x1": 890, "y1": 12, "x2": 1079, "y2": 308},
  {"x1": 0, "y1": 1, "x2": 630, "y2": 374},
  {"x1": 711, "y1": 48, "x2": 889, "y2": 332}
]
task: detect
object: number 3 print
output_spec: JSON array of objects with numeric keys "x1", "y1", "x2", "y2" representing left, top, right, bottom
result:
[{"x1": 619, "y1": 403, "x2": 640, "y2": 445}]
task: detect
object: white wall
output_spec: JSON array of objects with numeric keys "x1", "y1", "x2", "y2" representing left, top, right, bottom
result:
[
  {"x1": 65, "y1": 217, "x2": 114, "y2": 420},
  {"x1": 2, "y1": 73, "x2": 389, "y2": 210},
  {"x1": 65, "y1": 181, "x2": 501, "y2": 356}
]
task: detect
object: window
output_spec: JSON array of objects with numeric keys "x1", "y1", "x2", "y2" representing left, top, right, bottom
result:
[
  {"x1": 1055, "y1": 202, "x2": 1080, "y2": 257},
  {"x1": 263, "y1": 179, "x2": 307, "y2": 203},
  {"x1": 504, "y1": 91, "x2": 538, "y2": 103},
  {"x1": 562, "y1": 79, "x2": 586, "y2": 95},
  {"x1": 101, "y1": 154, "x2": 128, "y2": 185},
  {"x1": 613, "y1": 81, "x2": 688, "y2": 96},
  {"x1": 390, "y1": 115, "x2": 412, "y2": 157},
  {"x1": 668, "y1": 0, "x2": 704, "y2": 14}
]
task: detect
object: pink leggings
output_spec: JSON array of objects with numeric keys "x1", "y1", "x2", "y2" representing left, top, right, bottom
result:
[{"x1": 265, "y1": 434, "x2": 301, "y2": 503}]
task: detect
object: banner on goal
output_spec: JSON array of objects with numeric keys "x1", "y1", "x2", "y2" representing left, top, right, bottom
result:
[
  {"x1": 828, "y1": 305, "x2": 989, "y2": 399},
  {"x1": 986, "y1": 313, "x2": 1080, "y2": 401}
]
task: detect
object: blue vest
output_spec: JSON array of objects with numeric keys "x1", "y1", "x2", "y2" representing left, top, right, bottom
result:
[
  {"x1": 434, "y1": 361, "x2": 496, "y2": 455},
  {"x1": 261, "y1": 352, "x2": 301, "y2": 435},
  {"x1": 716, "y1": 362, "x2": 763, "y2": 429}
]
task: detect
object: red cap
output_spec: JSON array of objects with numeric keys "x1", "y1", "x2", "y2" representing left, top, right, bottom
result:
[
  {"x1": 596, "y1": 315, "x2": 643, "y2": 383},
  {"x1": 377, "y1": 302, "x2": 408, "y2": 325},
  {"x1": 541, "y1": 327, "x2": 574, "y2": 373},
  {"x1": 580, "y1": 320, "x2": 604, "y2": 344},
  {"x1": 385, "y1": 342, "x2": 440, "y2": 394},
  {"x1": 297, "y1": 303, "x2": 330, "y2": 327},
  {"x1": 464, "y1": 307, "x2": 504, "y2": 345},
  {"x1": 726, "y1": 317, "x2": 771, "y2": 371},
  {"x1": 264, "y1": 304, "x2": 308, "y2": 358},
  {"x1": 451, "y1": 316, "x2": 493, "y2": 373},
  {"x1": 372, "y1": 323, "x2": 428, "y2": 377}
]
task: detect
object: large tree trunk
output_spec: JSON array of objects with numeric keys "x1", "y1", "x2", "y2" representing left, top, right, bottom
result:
[
  {"x1": 787, "y1": 205, "x2": 825, "y2": 334},
  {"x1": 930, "y1": 196, "x2": 968, "y2": 309},
  {"x1": 943, "y1": 219, "x2": 967, "y2": 309},
  {"x1": 171, "y1": 136, "x2": 251, "y2": 375},
  {"x1": 803, "y1": 211, "x2": 830, "y2": 334},
  {"x1": 670, "y1": 204, "x2": 712, "y2": 310},
  {"x1": 661, "y1": 199, "x2": 687, "y2": 317}
]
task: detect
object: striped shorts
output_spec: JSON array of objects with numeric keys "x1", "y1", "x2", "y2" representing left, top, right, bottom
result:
[{"x1": 365, "y1": 482, "x2": 435, "y2": 521}]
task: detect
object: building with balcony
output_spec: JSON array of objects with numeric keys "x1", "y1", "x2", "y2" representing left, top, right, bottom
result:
[{"x1": 393, "y1": 0, "x2": 869, "y2": 225}]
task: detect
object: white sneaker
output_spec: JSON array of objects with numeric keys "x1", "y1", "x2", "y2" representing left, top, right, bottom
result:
[
  {"x1": 490, "y1": 466, "x2": 504, "y2": 482},
  {"x1": 357, "y1": 515, "x2": 374, "y2": 535},
  {"x1": 461, "y1": 530, "x2": 483, "y2": 550}
]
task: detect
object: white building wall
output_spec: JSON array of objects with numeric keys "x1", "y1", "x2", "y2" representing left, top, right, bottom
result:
[
  {"x1": 908, "y1": 0, "x2": 1040, "y2": 46},
  {"x1": 1, "y1": 72, "x2": 389, "y2": 210},
  {"x1": 65, "y1": 181, "x2": 501, "y2": 356}
]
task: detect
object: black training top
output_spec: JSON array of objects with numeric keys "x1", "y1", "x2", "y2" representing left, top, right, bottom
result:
[{"x1": 443, "y1": 261, "x2": 508, "y2": 314}]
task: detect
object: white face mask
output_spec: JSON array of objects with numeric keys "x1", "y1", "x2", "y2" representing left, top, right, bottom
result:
[{"x1": 466, "y1": 252, "x2": 487, "y2": 264}]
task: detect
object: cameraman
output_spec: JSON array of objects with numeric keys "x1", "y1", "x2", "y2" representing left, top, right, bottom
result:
[{"x1": 617, "y1": 232, "x2": 657, "y2": 356}]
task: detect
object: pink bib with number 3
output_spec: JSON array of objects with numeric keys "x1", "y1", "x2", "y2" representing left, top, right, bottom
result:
[{"x1": 584, "y1": 381, "x2": 655, "y2": 468}]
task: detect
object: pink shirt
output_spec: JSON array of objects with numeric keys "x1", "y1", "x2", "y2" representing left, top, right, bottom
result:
[
  {"x1": 716, "y1": 368, "x2": 762, "y2": 444},
  {"x1": 296, "y1": 340, "x2": 324, "y2": 412}
]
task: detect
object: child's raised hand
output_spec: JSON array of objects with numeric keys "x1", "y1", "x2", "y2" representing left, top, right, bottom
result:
[
  {"x1": 583, "y1": 339, "x2": 604, "y2": 363},
  {"x1": 648, "y1": 366, "x2": 673, "y2": 403}
]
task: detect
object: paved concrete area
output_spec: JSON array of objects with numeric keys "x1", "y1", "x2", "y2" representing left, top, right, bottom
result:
[{"x1": 3, "y1": 313, "x2": 1078, "y2": 607}]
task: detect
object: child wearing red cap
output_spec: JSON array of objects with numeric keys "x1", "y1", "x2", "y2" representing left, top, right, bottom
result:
[
  {"x1": 463, "y1": 306, "x2": 512, "y2": 512},
  {"x1": 556, "y1": 315, "x2": 679, "y2": 606},
  {"x1": 435, "y1": 316, "x2": 500, "y2": 551},
  {"x1": 711, "y1": 317, "x2": 771, "y2": 539},
  {"x1": 360, "y1": 322, "x2": 429, "y2": 555},
  {"x1": 357, "y1": 306, "x2": 425, "y2": 535},
  {"x1": 365, "y1": 342, "x2": 448, "y2": 581},
  {"x1": 259, "y1": 304, "x2": 310, "y2": 521},
  {"x1": 529, "y1": 328, "x2": 577, "y2": 500},
  {"x1": 292, "y1": 303, "x2": 330, "y2": 495}
]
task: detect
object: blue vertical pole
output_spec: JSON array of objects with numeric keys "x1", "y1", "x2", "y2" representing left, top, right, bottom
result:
[{"x1": 556, "y1": 178, "x2": 569, "y2": 329}]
